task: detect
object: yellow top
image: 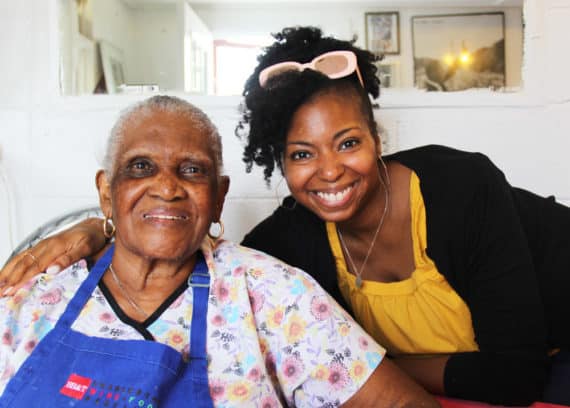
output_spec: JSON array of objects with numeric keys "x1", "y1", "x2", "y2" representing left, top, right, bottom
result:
[{"x1": 326, "y1": 171, "x2": 478, "y2": 356}]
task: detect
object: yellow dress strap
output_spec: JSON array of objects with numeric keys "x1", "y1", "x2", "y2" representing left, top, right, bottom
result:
[{"x1": 326, "y1": 171, "x2": 478, "y2": 356}]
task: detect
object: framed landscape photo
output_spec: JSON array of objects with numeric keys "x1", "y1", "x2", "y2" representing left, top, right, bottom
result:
[
  {"x1": 365, "y1": 12, "x2": 400, "y2": 55},
  {"x1": 412, "y1": 12, "x2": 505, "y2": 92}
]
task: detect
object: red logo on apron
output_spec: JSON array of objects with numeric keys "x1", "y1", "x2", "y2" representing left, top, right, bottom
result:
[{"x1": 60, "y1": 373, "x2": 92, "y2": 400}]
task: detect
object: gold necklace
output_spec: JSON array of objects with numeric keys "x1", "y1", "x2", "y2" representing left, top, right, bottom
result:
[
  {"x1": 109, "y1": 264, "x2": 149, "y2": 319},
  {"x1": 337, "y1": 165, "x2": 390, "y2": 288}
]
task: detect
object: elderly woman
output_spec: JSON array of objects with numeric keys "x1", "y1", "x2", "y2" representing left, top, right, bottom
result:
[{"x1": 0, "y1": 96, "x2": 437, "y2": 406}]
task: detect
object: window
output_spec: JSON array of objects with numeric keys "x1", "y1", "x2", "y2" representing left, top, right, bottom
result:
[{"x1": 214, "y1": 40, "x2": 265, "y2": 96}]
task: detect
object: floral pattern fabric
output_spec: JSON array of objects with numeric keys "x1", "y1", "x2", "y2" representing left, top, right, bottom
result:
[{"x1": 0, "y1": 240, "x2": 385, "y2": 407}]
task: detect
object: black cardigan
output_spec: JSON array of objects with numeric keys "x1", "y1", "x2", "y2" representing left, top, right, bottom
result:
[{"x1": 243, "y1": 145, "x2": 570, "y2": 405}]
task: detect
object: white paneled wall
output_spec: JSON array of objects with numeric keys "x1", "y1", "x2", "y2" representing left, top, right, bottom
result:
[{"x1": 1, "y1": 0, "x2": 570, "y2": 267}]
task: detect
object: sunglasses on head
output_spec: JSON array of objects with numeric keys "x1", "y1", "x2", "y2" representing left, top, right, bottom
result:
[{"x1": 258, "y1": 50, "x2": 364, "y2": 88}]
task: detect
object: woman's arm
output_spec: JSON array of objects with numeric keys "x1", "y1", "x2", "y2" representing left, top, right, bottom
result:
[
  {"x1": 0, "y1": 217, "x2": 107, "y2": 295},
  {"x1": 342, "y1": 358, "x2": 440, "y2": 407},
  {"x1": 431, "y1": 152, "x2": 549, "y2": 404},
  {"x1": 391, "y1": 355, "x2": 449, "y2": 396}
]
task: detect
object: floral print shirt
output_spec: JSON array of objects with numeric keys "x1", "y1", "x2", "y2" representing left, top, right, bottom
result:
[{"x1": 0, "y1": 240, "x2": 385, "y2": 407}]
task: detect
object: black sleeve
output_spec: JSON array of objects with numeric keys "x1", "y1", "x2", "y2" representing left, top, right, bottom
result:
[
  {"x1": 241, "y1": 198, "x2": 351, "y2": 312},
  {"x1": 241, "y1": 198, "x2": 315, "y2": 270},
  {"x1": 442, "y1": 153, "x2": 548, "y2": 405}
]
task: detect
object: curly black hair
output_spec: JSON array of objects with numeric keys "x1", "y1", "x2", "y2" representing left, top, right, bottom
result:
[{"x1": 236, "y1": 26, "x2": 382, "y2": 184}]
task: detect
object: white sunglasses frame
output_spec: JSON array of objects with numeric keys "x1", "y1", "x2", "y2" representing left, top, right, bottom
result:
[{"x1": 258, "y1": 50, "x2": 364, "y2": 88}]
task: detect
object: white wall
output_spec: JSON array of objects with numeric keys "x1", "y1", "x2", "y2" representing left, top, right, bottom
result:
[
  {"x1": 63, "y1": 0, "x2": 211, "y2": 94},
  {"x1": 130, "y1": 4, "x2": 183, "y2": 90},
  {"x1": 89, "y1": 0, "x2": 186, "y2": 91},
  {"x1": 92, "y1": 0, "x2": 136, "y2": 81},
  {"x1": 0, "y1": 0, "x2": 569, "y2": 267}
]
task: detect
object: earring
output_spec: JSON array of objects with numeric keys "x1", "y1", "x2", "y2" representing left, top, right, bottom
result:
[
  {"x1": 103, "y1": 216, "x2": 115, "y2": 239},
  {"x1": 208, "y1": 220, "x2": 224, "y2": 240},
  {"x1": 378, "y1": 156, "x2": 391, "y2": 187}
]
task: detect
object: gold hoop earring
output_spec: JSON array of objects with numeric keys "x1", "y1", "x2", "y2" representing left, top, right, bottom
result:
[
  {"x1": 103, "y1": 216, "x2": 116, "y2": 239},
  {"x1": 208, "y1": 220, "x2": 224, "y2": 240}
]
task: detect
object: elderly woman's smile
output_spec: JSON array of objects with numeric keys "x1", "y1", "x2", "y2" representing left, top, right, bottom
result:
[
  {"x1": 143, "y1": 210, "x2": 189, "y2": 221},
  {"x1": 97, "y1": 109, "x2": 227, "y2": 263}
]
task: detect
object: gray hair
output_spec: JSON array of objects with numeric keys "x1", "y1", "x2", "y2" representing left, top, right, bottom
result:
[{"x1": 103, "y1": 95, "x2": 223, "y2": 179}]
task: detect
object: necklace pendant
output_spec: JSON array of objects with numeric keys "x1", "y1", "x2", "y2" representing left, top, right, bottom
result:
[{"x1": 356, "y1": 275, "x2": 362, "y2": 288}]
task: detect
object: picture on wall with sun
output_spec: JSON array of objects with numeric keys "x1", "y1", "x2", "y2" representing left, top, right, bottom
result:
[{"x1": 412, "y1": 12, "x2": 505, "y2": 92}]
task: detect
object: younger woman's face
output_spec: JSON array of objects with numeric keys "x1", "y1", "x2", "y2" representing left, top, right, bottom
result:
[{"x1": 283, "y1": 90, "x2": 381, "y2": 223}]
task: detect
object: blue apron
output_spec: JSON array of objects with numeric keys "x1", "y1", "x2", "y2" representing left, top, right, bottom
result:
[{"x1": 0, "y1": 245, "x2": 214, "y2": 408}]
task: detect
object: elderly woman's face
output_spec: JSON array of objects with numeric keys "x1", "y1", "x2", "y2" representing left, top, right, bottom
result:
[{"x1": 97, "y1": 110, "x2": 228, "y2": 262}]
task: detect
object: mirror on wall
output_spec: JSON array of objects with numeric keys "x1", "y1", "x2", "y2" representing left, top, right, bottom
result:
[{"x1": 58, "y1": 0, "x2": 524, "y2": 96}]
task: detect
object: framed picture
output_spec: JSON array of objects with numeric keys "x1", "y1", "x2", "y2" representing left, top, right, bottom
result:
[
  {"x1": 365, "y1": 12, "x2": 400, "y2": 55},
  {"x1": 412, "y1": 12, "x2": 505, "y2": 92},
  {"x1": 100, "y1": 41, "x2": 126, "y2": 94}
]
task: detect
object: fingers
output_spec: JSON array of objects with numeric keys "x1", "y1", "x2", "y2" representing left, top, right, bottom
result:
[
  {"x1": 6, "y1": 244, "x2": 84, "y2": 294},
  {"x1": 0, "y1": 249, "x2": 44, "y2": 296},
  {"x1": 24, "y1": 251, "x2": 39, "y2": 267},
  {"x1": 0, "y1": 234, "x2": 70, "y2": 296},
  {"x1": 0, "y1": 217, "x2": 107, "y2": 296}
]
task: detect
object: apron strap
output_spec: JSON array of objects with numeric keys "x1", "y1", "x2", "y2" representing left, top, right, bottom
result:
[
  {"x1": 187, "y1": 257, "x2": 210, "y2": 361},
  {"x1": 56, "y1": 245, "x2": 115, "y2": 328},
  {"x1": 53, "y1": 244, "x2": 211, "y2": 363}
]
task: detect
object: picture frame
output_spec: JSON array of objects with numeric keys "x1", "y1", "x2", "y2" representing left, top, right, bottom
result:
[
  {"x1": 365, "y1": 12, "x2": 400, "y2": 55},
  {"x1": 100, "y1": 41, "x2": 126, "y2": 94},
  {"x1": 411, "y1": 12, "x2": 505, "y2": 92}
]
